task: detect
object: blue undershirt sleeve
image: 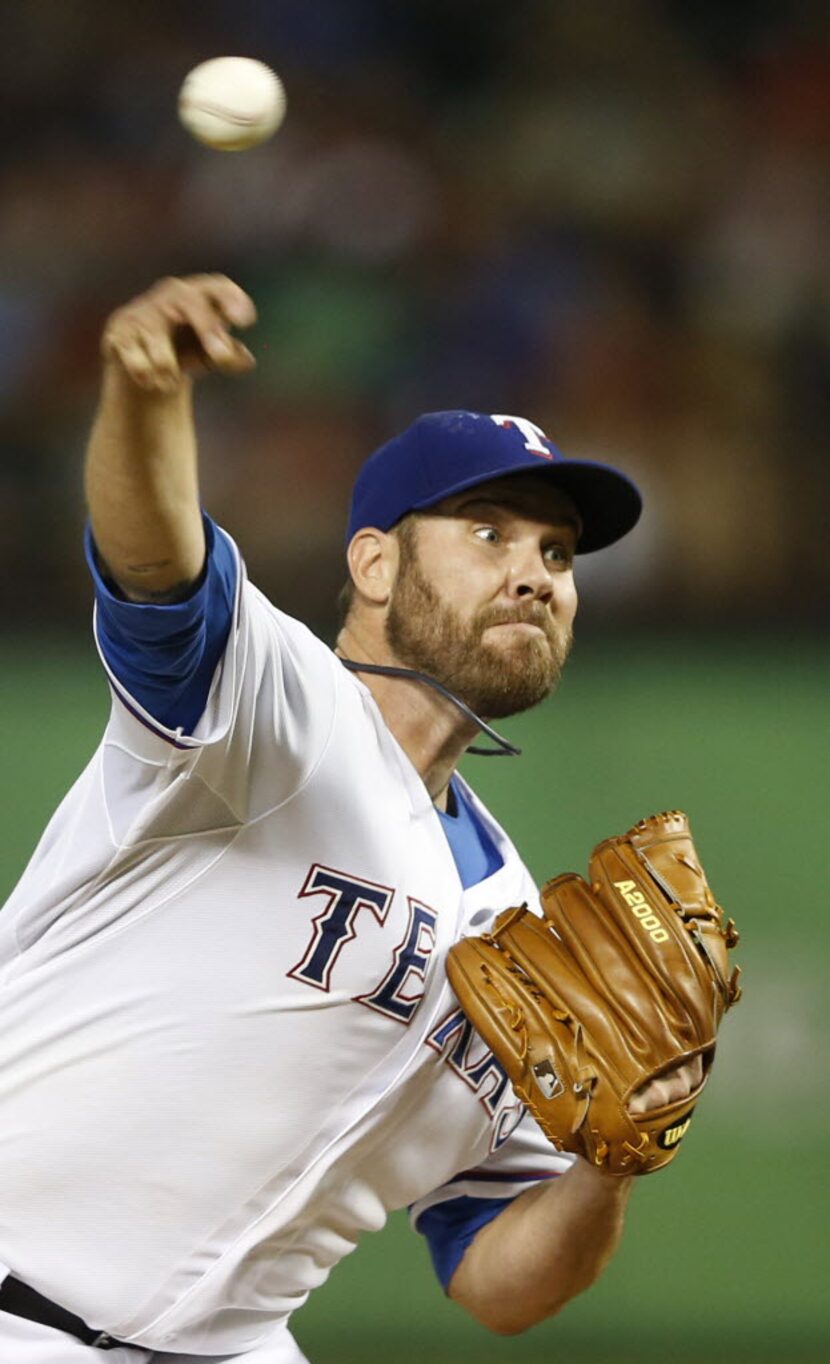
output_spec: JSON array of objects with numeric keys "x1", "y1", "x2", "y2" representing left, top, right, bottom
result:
[
  {"x1": 436, "y1": 779, "x2": 504, "y2": 888},
  {"x1": 85, "y1": 513, "x2": 237, "y2": 735},
  {"x1": 414, "y1": 1196, "x2": 511, "y2": 1293}
]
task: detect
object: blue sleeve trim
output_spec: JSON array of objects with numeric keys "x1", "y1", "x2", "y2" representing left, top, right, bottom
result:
[
  {"x1": 414, "y1": 1195, "x2": 511, "y2": 1293},
  {"x1": 85, "y1": 514, "x2": 237, "y2": 734},
  {"x1": 436, "y1": 777, "x2": 504, "y2": 888}
]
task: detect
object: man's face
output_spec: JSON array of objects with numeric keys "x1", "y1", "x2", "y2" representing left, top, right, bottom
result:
[{"x1": 385, "y1": 475, "x2": 579, "y2": 719}]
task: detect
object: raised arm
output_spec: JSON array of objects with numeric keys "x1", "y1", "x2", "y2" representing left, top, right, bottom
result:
[{"x1": 85, "y1": 274, "x2": 256, "y2": 602}]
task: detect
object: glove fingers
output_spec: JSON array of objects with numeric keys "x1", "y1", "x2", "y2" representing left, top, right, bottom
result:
[
  {"x1": 446, "y1": 933, "x2": 594, "y2": 1146},
  {"x1": 538, "y1": 876, "x2": 707, "y2": 1061},
  {"x1": 590, "y1": 842, "x2": 722, "y2": 1036},
  {"x1": 446, "y1": 934, "x2": 581, "y2": 1087},
  {"x1": 448, "y1": 927, "x2": 648, "y2": 1159},
  {"x1": 624, "y1": 811, "x2": 716, "y2": 916},
  {"x1": 599, "y1": 812, "x2": 739, "y2": 1018},
  {"x1": 492, "y1": 903, "x2": 659, "y2": 1090}
]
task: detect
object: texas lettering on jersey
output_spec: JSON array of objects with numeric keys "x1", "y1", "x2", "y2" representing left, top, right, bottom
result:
[
  {"x1": 426, "y1": 1007, "x2": 525, "y2": 1151},
  {"x1": 287, "y1": 864, "x2": 523, "y2": 1149},
  {"x1": 287, "y1": 864, "x2": 439, "y2": 1024}
]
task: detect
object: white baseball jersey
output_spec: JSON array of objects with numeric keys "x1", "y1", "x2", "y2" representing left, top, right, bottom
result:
[{"x1": 0, "y1": 526, "x2": 573, "y2": 1356}]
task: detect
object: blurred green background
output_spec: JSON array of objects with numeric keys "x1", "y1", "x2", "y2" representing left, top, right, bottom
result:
[{"x1": 3, "y1": 635, "x2": 826, "y2": 1364}]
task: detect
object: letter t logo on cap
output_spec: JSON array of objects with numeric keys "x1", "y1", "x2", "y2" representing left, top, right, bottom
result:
[{"x1": 490, "y1": 414, "x2": 553, "y2": 459}]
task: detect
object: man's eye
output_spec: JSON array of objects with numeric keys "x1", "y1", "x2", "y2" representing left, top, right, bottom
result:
[
  {"x1": 474, "y1": 527, "x2": 501, "y2": 544},
  {"x1": 544, "y1": 544, "x2": 572, "y2": 566}
]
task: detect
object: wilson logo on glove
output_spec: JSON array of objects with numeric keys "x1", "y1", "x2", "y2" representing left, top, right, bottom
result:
[{"x1": 657, "y1": 1113, "x2": 694, "y2": 1149}]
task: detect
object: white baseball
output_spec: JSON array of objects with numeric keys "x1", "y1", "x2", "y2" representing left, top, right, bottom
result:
[{"x1": 178, "y1": 57, "x2": 286, "y2": 151}]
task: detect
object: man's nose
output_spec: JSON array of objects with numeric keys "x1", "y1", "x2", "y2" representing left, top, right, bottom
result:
[{"x1": 506, "y1": 550, "x2": 554, "y2": 602}]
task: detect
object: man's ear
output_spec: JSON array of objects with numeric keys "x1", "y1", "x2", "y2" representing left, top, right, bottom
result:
[{"x1": 346, "y1": 528, "x2": 399, "y2": 606}]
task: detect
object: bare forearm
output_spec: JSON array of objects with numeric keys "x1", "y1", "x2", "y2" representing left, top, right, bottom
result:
[
  {"x1": 85, "y1": 363, "x2": 204, "y2": 599},
  {"x1": 449, "y1": 1160, "x2": 633, "y2": 1334},
  {"x1": 83, "y1": 275, "x2": 256, "y2": 601}
]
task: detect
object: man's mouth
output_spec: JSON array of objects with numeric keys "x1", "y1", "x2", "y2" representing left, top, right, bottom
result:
[{"x1": 487, "y1": 620, "x2": 545, "y2": 635}]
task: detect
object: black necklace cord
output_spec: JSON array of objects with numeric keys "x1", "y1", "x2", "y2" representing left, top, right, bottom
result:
[{"x1": 338, "y1": 658, "x2": 522, "y2": 757}]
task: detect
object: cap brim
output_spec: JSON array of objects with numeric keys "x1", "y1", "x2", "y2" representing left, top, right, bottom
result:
[{"x1": 411, "y1": 458, "x2": 642, "y2": 554}]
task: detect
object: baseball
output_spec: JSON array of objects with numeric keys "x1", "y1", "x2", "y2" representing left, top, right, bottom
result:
[{"x1": 178, "y1": 57, "x2": 286, "y2": 151}]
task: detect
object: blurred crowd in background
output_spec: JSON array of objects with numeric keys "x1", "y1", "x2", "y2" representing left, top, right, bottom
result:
[{"x1": 1, "y1": 0, "x2": 827, "y2": 637}]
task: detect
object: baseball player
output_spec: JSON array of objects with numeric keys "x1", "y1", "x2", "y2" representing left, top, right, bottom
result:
[{"x1": 0, "y1": 276, "x2": 701, "y2": 1363}]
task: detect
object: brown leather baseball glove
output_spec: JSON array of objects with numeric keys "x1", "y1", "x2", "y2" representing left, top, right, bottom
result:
[{"x1": 446, "y1": 811, "x2": 741, "y2": 1175}]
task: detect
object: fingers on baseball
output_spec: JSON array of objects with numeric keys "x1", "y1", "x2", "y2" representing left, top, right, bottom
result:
[
  {"x1": 197, "y1": 274, "x2": 257, "y2": 329},
  {"x1": 152, "y1": 279, "x2": 244, "y2": 372},
  {"x1": 161, "y1": 275, "x2": 257, "y2": 362},
  {"x1": 139, "y1": 329, "x2": 183, "y2": 391},
  {"x1": 101, "y1": 320, "x2": 169, "y2": 391},
  {"x1": 103, "y1": 275, "x2": 257, "y2": 388}
]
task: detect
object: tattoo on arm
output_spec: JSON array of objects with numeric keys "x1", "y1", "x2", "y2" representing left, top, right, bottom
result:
[
  {"x1": 98, "y1": 552, "x2": 201, "y2": 604},
  {"x1": 126, "y1": 575, "x2": 200, "y2": 604},
  {"x1": 124, "y1": 561, "x2": 196, "y2": 605}
]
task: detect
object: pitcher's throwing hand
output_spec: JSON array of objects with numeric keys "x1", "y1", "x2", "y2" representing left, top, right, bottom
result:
[{"x1": 102, "y1": 273, "x2": 257, "y2": 392}]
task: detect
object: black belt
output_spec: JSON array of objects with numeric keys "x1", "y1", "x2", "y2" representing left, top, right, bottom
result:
[{"x1": 0, "y1": 1274, "x2": 129, "y2": 1350}]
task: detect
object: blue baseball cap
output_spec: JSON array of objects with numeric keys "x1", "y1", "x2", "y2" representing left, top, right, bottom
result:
[{"x1": 347, "y1": 411, "x2": 642, "y2": 554}]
